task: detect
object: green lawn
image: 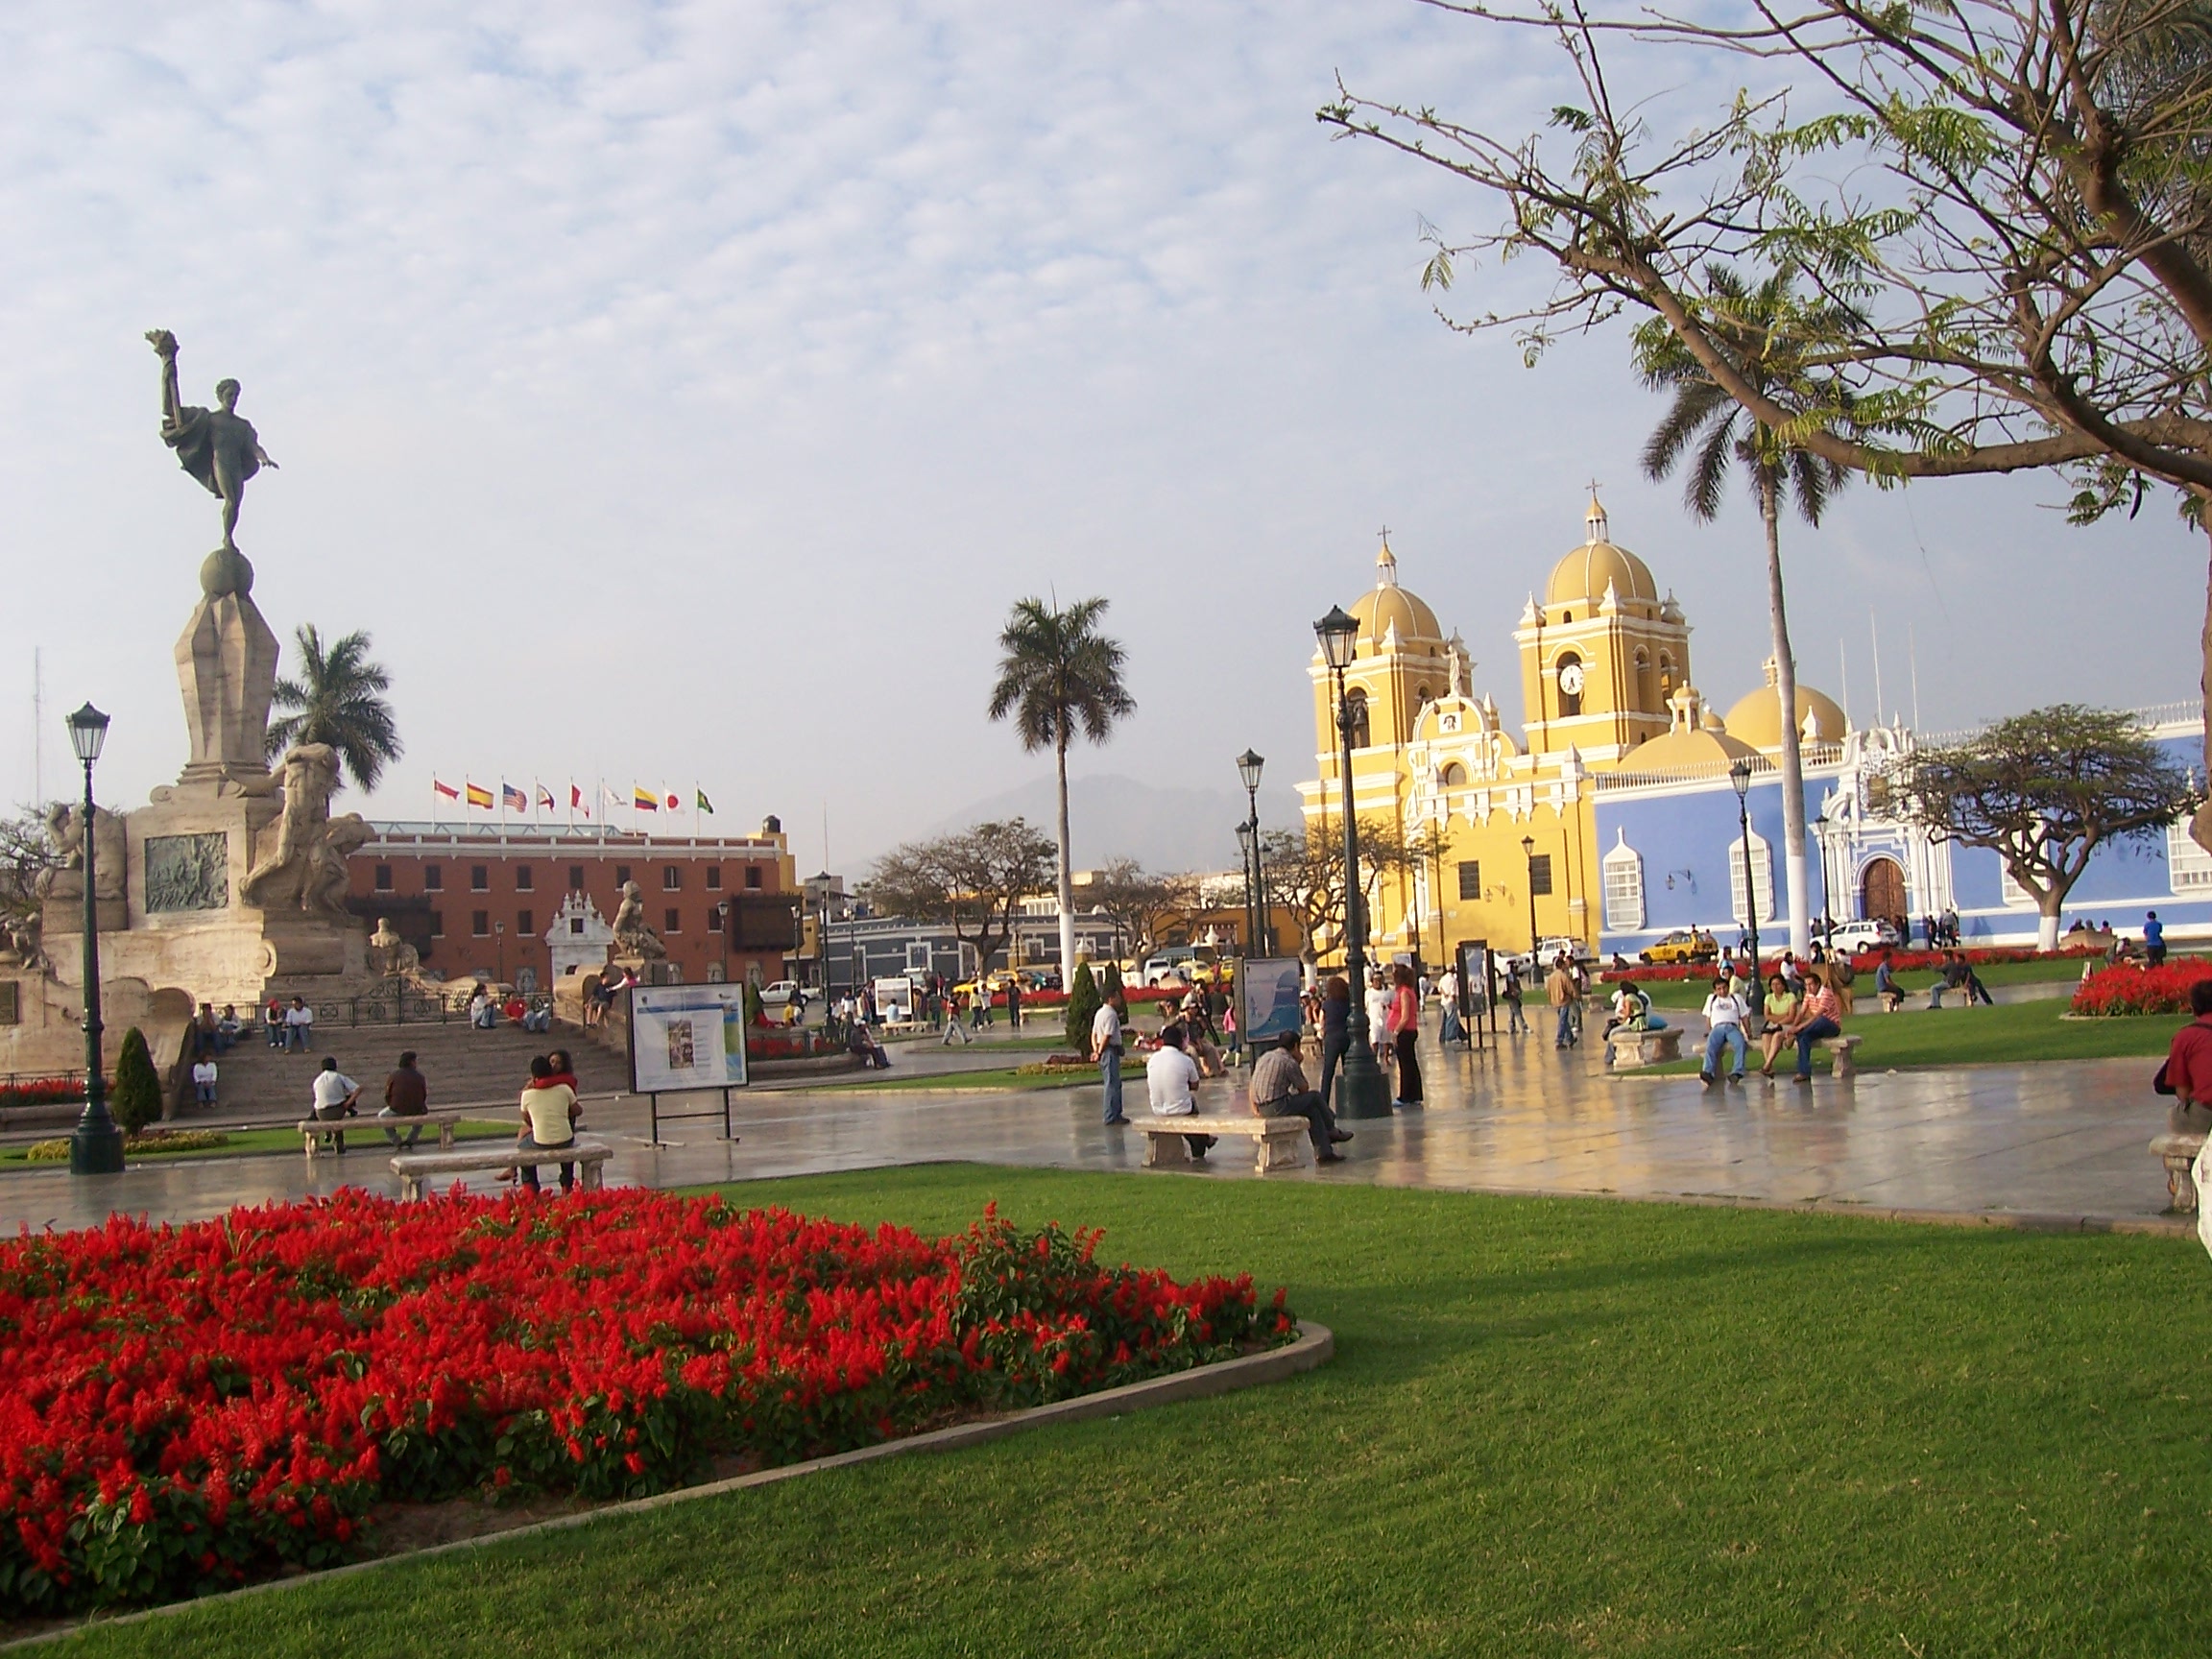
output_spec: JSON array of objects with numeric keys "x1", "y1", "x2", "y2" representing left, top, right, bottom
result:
[
  {"x1": 52, "y1": 1165, "x2": 2212, "y2": 1656},
  {"x1": 0, "y1": 1120, "x2": 517, "y2": 1168},
  {"x1": 1633, "y1": 958, "x2": 2096, "y2": 1009},
  {"x1": 802, "y1": 1064, "x2": 1090, "y2": 1094},
  {"x1": 1630, "y1": 997, "x2": 2174, "y2": 1075}
]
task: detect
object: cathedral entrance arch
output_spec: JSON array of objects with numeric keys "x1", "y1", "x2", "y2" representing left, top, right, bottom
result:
[{"x1": 1861, "y1": 856, "x2": 1906, "y2": 923}]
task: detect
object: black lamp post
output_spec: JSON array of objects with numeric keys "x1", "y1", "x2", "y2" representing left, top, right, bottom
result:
[
  {"x1": 715, "y1": 899, "x2": 733, "y2": 984},
  {"x1": 1730, "y1": 759, "x2": 1760, "y2": 971},
  {"x1": 66, "y1": 703, "x2": 123, "y2": 1175},
  {"x1": 1521, "y1": 834, "x2": 1540, "y2": 966},
  {"x1": 1314, "y1": 606, "x2": 1389, "y2": 1119},
  {"x1": 1236, "y1": 749, "x2": 1266, "y2": 955},
  {"x1": 1236, "y1": 823, "x2": 1257, "y2": 958},
  {"x1": 494, "y1": 920, "x2": 506, "y2": 984}
]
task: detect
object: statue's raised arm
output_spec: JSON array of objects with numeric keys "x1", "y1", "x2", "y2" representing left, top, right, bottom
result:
[{"x1": 144, "y1": 327, "x2": 275, "y2": 553}]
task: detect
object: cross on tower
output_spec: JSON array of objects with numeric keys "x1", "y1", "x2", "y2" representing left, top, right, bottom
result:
[{"x1": 1584, "y1": 478, "x2": 1602, "y2": 497}]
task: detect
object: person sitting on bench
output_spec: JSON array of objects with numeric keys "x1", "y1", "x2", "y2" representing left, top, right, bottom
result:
[
  {"x1": 1249, "y1": 1031, "x2": 1347, "y2": 1163},
  {"x1": 1145, "y1": 1024, "x2": 1215, "y2": 1159},
  {"x1": 309, "y1": 1057, "x2": 360, "y2": 1153},
  {"x1": 517, "y1": 1054, "x2": 580, "y2": 1193},
  {"x1": 848, "y1": 1021, "x2": 893, "y2": 1070}
]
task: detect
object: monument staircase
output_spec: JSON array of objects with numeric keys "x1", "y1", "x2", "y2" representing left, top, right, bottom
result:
[{"x1": 176, "y1": 1019, "x2": 634, "y2": 1125}]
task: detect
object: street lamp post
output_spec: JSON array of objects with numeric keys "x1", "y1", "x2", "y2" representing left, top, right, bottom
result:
[
  {"x1": 1236, "y1": 749, "x2": 1266, "y2": 955},
  {"x1": 1521, "y1": 833, "x2": 1540, "y2": 964},
  {"x1": 66, "y1": 704, "x2": 122, "y2": 1175},
  {"x1": 1313, "y1": 607, "x2": 1390, "y2": 1119},
  {"x1": 494, "y1": 921, "x2": 506, "y2": 985},
  {"x1": 715, "y1": 899, "x2": 733, "y2": 983},
  {"x1": 1236, "y1": 823, "x2": 1257, "y2": 959},
  {"x1": 1730, "y1": 760, "x2": 1761, "y2": 972}
]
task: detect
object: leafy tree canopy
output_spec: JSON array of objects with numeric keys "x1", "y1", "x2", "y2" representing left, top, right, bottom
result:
[
  {"x1": 267, "y1": 624, "x2": 402, "y2": 793},
  {"x1": 861, "y1": 819, "x2": 1058, "y2": 975}
]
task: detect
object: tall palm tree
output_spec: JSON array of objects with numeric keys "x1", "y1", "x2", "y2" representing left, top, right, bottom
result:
[
  {"x1": 988, "y1": 596, "x2": 1136, "y2": 986},
  {"x1": 1638, "y1": 266, "x2": 1863, "y2": 958},
  {"x1": 266, "y1": 624, "x2": 403, "y2": 792}
]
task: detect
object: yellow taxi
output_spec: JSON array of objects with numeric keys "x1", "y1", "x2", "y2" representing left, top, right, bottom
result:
[{"x1": 1638, "y1": 929, "x2": 1719, "y2": 965}]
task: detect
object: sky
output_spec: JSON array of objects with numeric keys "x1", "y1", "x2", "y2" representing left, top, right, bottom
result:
[{"x1": 2, "y1": 1, "x2": 2202, "y2": 876}]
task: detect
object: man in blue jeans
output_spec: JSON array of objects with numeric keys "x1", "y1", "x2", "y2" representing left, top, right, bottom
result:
[
  {"x1": 2146, "y1": 910, "x2": 2168, "y2": 967},
  {"x1": 1784, "y1": 970, "x2": 1843, "y2": 1085},
  {"x1": 1092, "y1": 987, "x2": 1128, "y2": 1125}
]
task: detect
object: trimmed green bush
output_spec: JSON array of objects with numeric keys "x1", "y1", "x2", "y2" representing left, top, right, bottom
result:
[
  {"x1": 1065, "y1": 962, "x2": 1101, "y2": 1052},
  {"x1": 744, "y1": 979, "x2": 766, "y2": 1027},
  {"x1": 109, "y1": 1027, "x2": 162, "y2": 1134},
  {"x1": 1101, "y1": 960, "x2": 1124, "y2": 1000}
]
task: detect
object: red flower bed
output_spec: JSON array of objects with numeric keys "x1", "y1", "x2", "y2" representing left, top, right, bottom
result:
[
  {"x1": 2071, "y1": 961, "x2": 2212, "y2": 1016},
  {"x1": 0, "y1": 1193, "x2": 1292, "y2": 1615},
  {"x1": 0, "y1": 1076, "x2": 84, "y2": 1110}
]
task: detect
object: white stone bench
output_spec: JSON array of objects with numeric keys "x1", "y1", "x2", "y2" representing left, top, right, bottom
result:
[
  {"x1": 1131, "y1": 1114, "x2": 1310, "y2": 1173},
  {"x1": 390, "y1": 1136, "x2": 613, "y2": 1201},
  {"x1": 1605, "y1": 1026, "x2": 1682, "y2": 1068},
  {"x1": 300, "y1": 1108, "x2": 473, "y2": 1159},
  {"x1": 2151, "y1": 1130, "x2": 2207, "y2": 1213},
  {"x1": 1818, "y1": 1034, "x2": 1865, "y2": 1080}
]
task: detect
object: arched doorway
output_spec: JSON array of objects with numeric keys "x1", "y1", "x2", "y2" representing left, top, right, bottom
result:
[{"x1": 1861, "y1": 856, "x2": 1906, "y2": 923}]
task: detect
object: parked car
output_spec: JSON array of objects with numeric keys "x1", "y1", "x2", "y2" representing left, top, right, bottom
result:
[
  {"x1": 1639, "y1": 929, "x2": 1719, "y2": 965},
  {"x1": 1497, "y1": 936, "x2": 1596, "y2": 979},
  {"x1": 1828, "y1": 918, "x2": 1901, "y2": 953},
  {"x1": 759, "y1": 980, "x2": 804, "y2": 1009}
]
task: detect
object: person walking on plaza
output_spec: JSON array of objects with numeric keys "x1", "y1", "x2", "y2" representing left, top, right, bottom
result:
[
  {"x1": 1757, "y1": 972, "x2": 1800, "y2": 1077},
  {"x1": 380, "y1": 1049, "x2": 430, "y2": 1148},
  {"x1": 1093, "y1": 987, "x2": 1128, "y2": 1125},
  {"x1": 1005, "y1": 977, "x2": 1022, "y2": 1030},
  {"x1": 1503, "y1": 963, "x2": 1528, "y2": 1036},
  {"x1": 2146, "y1": 910, "x2": 2168, "y2": 967},
  {"x1": 1145, "y1": 1023, "x2": 1215, "y2": 1159},
  {"x1": 190, "y1": 1054, "x2": 218, "y2": 1107},
  {"x1": 309, "y1": 1056, "x2": 359, "y2": 1153},
  {"x1": 941, "y1": 989, "x2": 974, "y2": 1045},
  {"x1": 1363, "y1": 973, "x2": 1394, "y2": 1074},
  {"x1": 1699, "y1": 974, "x2": 1748, "y2": 1088},
  {"x1": 1781, "y1": 968, "x2": 1843, "y2": 1086},
  {"x1": 1317, "y1": 975, "x2": 1351, "y2": 1111},
  {"x1": 1387, "y1": 963, "x2": 1424, "y2": 1109},
  {"x1": 1547, "y1": 956, "x2": 1579, "y2": 1048},
  {"x1": 1250, "y1": 1031, "x2": 1347, "y2": 1162},
  {"x1": 517, "y1": 1054, "x2": 580, "y2": 1193}
]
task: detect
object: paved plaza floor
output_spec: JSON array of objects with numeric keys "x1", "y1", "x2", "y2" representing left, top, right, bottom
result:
[{"x1": 0, "y1": 1024, "x2": 2183, "y2": 1235}]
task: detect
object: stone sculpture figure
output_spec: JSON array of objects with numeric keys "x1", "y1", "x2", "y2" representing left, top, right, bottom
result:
[
  {"x1": 37, "y1": 804, "x2": 127, "y2": 902},
  {"x1": 366, "y1": 918, "x2": 421, "y2": 978},
  {"x1": 611, "y1": 879, "x2": 666, "y2": 960},
  {"x1": 0, "y1": 915, "x2": 44, "y2": 972},
  {"x1": 238, "y1": 744, "x2": 342, "y2": 912},
  {"x1": 146, "y1": 329, "x2": 277, "y2": 554}
]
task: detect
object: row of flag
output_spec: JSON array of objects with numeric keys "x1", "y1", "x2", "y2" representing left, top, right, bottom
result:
[{"x1": 429, "y1": 780, "x2": 716, "y2": 816}]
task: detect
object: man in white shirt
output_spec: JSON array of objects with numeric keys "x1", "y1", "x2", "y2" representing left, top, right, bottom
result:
[
  {"x1": 1145, "y1": 1024, "x2": 1215, "y2": 1157},
  {"x1": 1437, "y1": 967, "x2": 1464, "y2": 1046},
  {"x1": 310, "y1": 1056, "x2": 360, "y2": 1152},
  {"x1": 283, "y1": 996, "x2": 312, "y2": 1052},
  {"x1": 1699, "y1": 974, "x2": 1748, "y2": 1087},
  {"x1": 1093, "y1": 988, "x2": 1128, "y2": 1125},
  {"x1": 190, "y1": 1057, "x2": 218, "y2": 1107}
]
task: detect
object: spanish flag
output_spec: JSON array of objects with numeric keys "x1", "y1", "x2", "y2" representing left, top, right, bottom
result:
[
  {"x1": 465, "y1": 781, "x2": 493, "y2": 809},
  {"x1": 634, "y1": 786, "x2": 658, "y2": 811}
]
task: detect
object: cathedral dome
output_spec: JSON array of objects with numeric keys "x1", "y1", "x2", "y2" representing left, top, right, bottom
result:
[
  {"x1": 1617, "y1": 684, "x2": 1763, "y2": 772},
  {"x1": 1723, "y1": 658, "x2": 1849, "y2": 749},
  {"x1": 1347, "y1": 536, "x2": 1443, "y2": 647},
  {"x1": 1545, "y1": 494, "x2": 1658, "y2": 608}
]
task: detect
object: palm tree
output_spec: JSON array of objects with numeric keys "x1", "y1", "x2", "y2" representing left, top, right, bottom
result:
[
  {"x1": 266, "y1": 624, "x2": 403, "y2": 792},
  {"x1": 1638, "y1": 266, "x2": 1864, "y2": 958},
  {"x1": 988, "y1": 596, "x2": 1136, "y2": 986}
]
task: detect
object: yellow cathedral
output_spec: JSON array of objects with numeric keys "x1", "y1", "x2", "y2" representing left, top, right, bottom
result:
[{"x1": 1295, "y1": 495, "x2": 1845, "y2": 965}]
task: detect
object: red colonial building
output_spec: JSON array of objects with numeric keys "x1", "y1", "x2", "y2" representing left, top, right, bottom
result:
[{"x1": 346, "y1": 817, "x2": 800, "y2": 991}]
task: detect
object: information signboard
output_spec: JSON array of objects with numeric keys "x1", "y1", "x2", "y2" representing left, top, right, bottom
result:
[
  {"x1": 1237, "y1": 957, "x2": 1307, "y2": 1048},
  {"x1": 629, "y1": 983, "x2": 750, "y2": 1094}
]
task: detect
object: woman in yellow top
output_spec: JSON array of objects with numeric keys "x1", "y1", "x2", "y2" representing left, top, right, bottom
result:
[
  {"x1": 1757, "y1": 973, "x2": 1799, "y2": 1078},
  {"x1": 517, "y1": 1054, "x2": 581, "y2": 1193}
]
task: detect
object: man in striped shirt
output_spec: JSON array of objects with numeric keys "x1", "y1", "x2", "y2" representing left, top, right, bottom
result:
[{"x1": 1784, "y1": 969, "x2": 1844, "y2": 1085}]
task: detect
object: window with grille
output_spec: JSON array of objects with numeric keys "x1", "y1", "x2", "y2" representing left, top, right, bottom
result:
[
  {"x1": 1456, "y1": 860, "x2": 1481, "y2": 902},
  {"x1": 2171, "y1": 820, "x2": 2212, "y2": 892},
  {"x1": 1726, "y1": 831, "x2": 1774, "y2": 926},
  {"x1": 1601, "y1": 838, "x2": 1646, "y2": 931},
  {"x1": 662, "y1": 866, "x2": 683, "y2": 890},
  {"x1": 1528, "y1": 854, "x2": 1553, "y2": 897}
]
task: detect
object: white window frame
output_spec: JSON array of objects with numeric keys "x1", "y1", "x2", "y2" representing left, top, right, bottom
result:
[
  {"x1": 1726, "y1": 830, "x2": 1774, "y2": 926},
  {"x1": 1601, "y1": 836, "x2": 1646, "y2": 932},
  {"x1": 1998, "y1": 862, "x2": 2035, "y2": 909},
  {"x1": 2171, "y1": 820, "x2": 2212, "y2": 892}
]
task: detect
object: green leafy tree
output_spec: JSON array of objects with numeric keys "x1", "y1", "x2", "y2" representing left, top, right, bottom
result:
[
  {"x1": 1899, "y1": 706, "x2": 2200, "y2": 950},
  {"x1": 1100, "y1": 959, "x2": 1124, "y2": 1000},
  {"x1": 266, "y1": 624, "x2": 403, "y2": 791},
  {"x1": 743, "y1": 979, "x2": 766, "y2": 1028},
  {"x1": 109, "y1": 1027, "x2": 161, "y2": 1134},
  {"x1": 1064, "y1": 961, "x2": 1102, "y2": 1053},
  {"x1": 1639, "y1": 264, "x2": 1876, "y2": 956},
  {"x1": 987, "y1": 598, "x2": 1137, "y2": 989},
  {"x1": 862, "y1": 819, "x2": 1059, "y2": 979},
  {"x1": 1319, "y1": 0, "x2": 2212, "y2": 836}
]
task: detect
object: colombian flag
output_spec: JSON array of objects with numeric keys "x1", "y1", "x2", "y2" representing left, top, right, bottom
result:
[
  {"x1": 465, "y1": 781, "x2": 493, "y2": 809},
  {"x1": 634, "y1": 787, "x2": 658, "y2": 811}
]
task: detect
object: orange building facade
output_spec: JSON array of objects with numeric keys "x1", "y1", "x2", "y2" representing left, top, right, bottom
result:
[{"x1": 346, "y1": 819, "x2": 799, "y2": 991}]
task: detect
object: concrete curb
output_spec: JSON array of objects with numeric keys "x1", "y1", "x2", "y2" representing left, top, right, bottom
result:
[{"x1": 2, "y1": 1320, "x2": 1334, "y2": 1648}]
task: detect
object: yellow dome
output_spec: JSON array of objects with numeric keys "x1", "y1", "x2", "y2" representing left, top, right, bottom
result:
[
  {"x1": 1723, "y1": 660, "x2": 1849, "y2": 749},
  {"x1": 1546, "y1": 494, "x2": 1658, "y2": 608},
  {"x1": 1617, "y1": 684, "x2": 1764, "y2": 772},
  {"x1": 1347, "y1": 536, "x2": 1442, "y2": 647}
]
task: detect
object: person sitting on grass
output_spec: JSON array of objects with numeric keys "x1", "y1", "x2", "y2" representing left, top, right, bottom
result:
[
  {"x1": 1249, "y1": 1031, "x2": 1347, "y2": 1163},
  {"x1": 309, "y1": 1056, "x2": 360, "y2": 1153},
  {"x1": 1145, "y1": 1023, "x2": 1216, "y2": 1159},
  {"x1": 1780, "y1": 968, "x2": 1843, "y2": 1088},
  {"x1": 517, "y1": 1055, "x2": 579, "y2": 1194},
  {"x1": 1758, "y1": 974, "x2": 1800, "y2": 1077}
]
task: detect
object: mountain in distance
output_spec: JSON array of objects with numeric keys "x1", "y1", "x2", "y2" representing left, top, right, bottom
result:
[{"x1": 886, "y1": 773, "x2": 1306, "y2": 875}]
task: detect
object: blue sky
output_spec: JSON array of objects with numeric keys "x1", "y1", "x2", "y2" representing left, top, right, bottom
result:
[{"x1": 1, "y1": 1, "x2": 2200, "y2": 870}]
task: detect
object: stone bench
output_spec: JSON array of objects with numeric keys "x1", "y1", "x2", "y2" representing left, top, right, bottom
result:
[
  {"x1": 390, "y1": 1136, "x2": 613, "y2": 1201},
  {"x1": 1819, "y1": 1034, "x2": 1865, "y2": 1080},
  {"x1": 2151, "y1": 1130, "x2": 2207, "y2": 1213},
  {"x1": 1605, "y1": 1026, "x2": 1682, "y2": 1069},
  {"x1": 299, "y1": 1108, "x2": 473, "y2": 1160},
  {"x1": 1130, "y1": 1114, "x2": 1310, "y2": 1174}
]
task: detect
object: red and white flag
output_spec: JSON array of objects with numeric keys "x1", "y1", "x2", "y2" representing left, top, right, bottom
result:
[{"x1": 433, "y1": 779, "x2": 460, "y2": 801}]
